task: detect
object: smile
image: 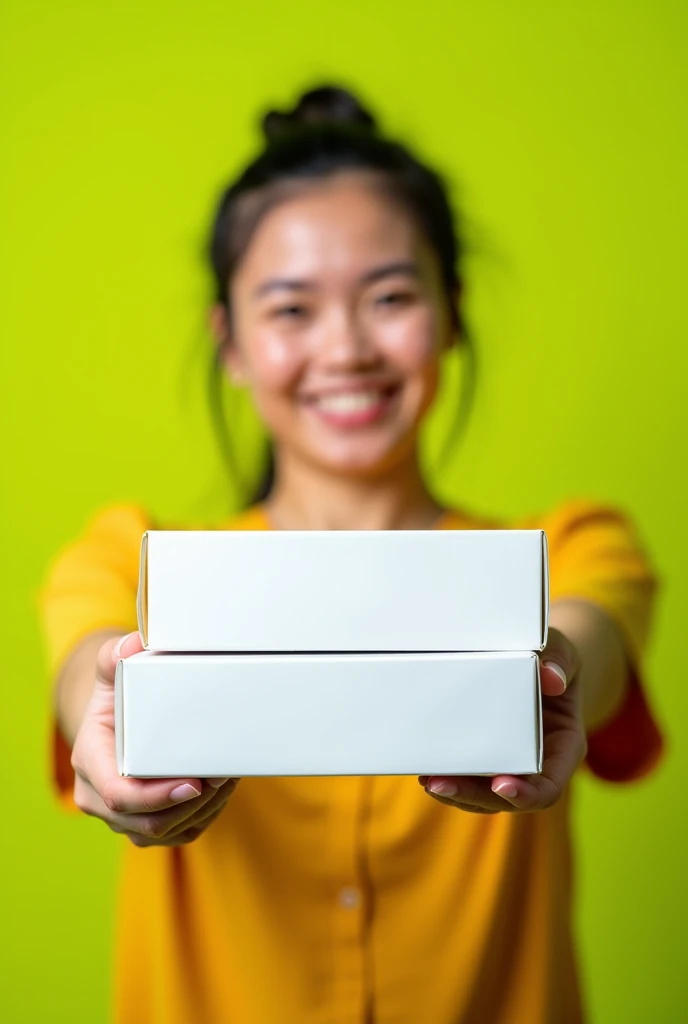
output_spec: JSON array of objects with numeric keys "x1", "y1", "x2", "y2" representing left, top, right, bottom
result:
[
  {"x1": 315, "y1": 390, "x2": 388, "y2": 413},
  {"x1": 303, "y1": 386, "x2": 400, "y2": 427}
]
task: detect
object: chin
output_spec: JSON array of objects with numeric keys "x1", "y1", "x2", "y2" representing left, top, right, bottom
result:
[{"x1": 305, "y1": 433, "x2": 417, "y2": 478}]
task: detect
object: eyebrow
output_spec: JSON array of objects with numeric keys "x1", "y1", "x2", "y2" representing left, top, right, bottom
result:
[{"x1": 252, "y1": 261, "x2": 421, "y2": 299}]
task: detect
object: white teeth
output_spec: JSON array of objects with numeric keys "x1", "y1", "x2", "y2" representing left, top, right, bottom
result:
[{"x1": 315, "y1": 391, "x2": 384, "y2": 413}]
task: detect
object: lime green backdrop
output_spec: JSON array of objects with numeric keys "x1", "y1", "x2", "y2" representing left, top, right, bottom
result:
[{"x1": 1, "y1": 1, "x2": 686, "y2": 1020}]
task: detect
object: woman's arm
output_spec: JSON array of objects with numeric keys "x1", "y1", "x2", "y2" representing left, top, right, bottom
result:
[
  {"x1": 419, "y1": 595, "x2": 634, "y2": 813},
  {"x1": 548, "y1": 598, "x2": 628, "y2": 732},
  {"x1": 56, "y1": 630, "x2": 239, "y2": 845},
  {"x1": 54, "y1": 628, "x2": 124, "y2": 747}
]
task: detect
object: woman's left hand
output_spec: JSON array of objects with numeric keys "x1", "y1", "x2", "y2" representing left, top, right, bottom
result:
[{"x1": 418, "y1": 628, "x2": 588, "y2": 813}]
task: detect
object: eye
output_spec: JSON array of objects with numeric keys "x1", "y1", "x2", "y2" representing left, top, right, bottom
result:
[
  {"x1": 375, "y1": 291, "x2": 412, "y2": 307},
  {"x1": 272, "y1": 305, "x2": 308, "y2": 320}
]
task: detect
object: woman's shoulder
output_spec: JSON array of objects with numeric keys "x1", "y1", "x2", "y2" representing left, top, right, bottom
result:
[
  {"x1": 81, "y1": 500, "x2": 156, "y2": 539},
  {"x1": 37, "y1": 499, "x2": 268, "y2": 621},
  {"x1": 442, "y1": 498, "x2": 654, "y2": 581},
  {"x1": 39, "y1": 501, "x2": 153, "y2": 591},
  {"x1": 445, "y1": 497, "x2": 656, "y2": 627},
  {"x1": 511, "y1": 497, "x2": 648, "y2": 559},
  {"x1": 71, "y1": 500, "x2": 269, "y2": 538},
  {"x1": 443, "y1": 497, "x2": 642, "y2": 542}
]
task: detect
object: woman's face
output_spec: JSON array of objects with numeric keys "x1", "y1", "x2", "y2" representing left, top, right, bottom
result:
[{"x1": 215, "y1": 171, "x2": 455, "y2": 478}]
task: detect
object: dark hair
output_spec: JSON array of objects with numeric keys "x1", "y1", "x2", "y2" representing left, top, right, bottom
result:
[{"x1": 206, "y1": 83, "x2": 475, "y2": 504}]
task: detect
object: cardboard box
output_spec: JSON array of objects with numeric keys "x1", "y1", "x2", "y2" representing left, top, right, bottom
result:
[
  {"x1": 115, "y1": 651, "x2": 543, "y2": 778},
  {"x1": 137, "y1": 529, "x2": 549, "y2": 652}
]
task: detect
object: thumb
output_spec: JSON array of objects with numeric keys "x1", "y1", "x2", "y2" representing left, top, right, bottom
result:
[
  {"x1": 540, "y1": 626, "x2": 580, "y2": 697},
  {"x1": 112, "y1": 630, "x2": 144, "y2": 662},
  {"x1": 94, "y1": 632, "x2": 144, "y2": 688}
]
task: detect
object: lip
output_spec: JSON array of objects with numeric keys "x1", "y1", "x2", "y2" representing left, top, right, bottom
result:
[
  {"x1": 300, "y1": 379, "x2": 402, "y2": 400},
  {"x1": 300, "y1": 382, "x2": 402, "y2": 429}
]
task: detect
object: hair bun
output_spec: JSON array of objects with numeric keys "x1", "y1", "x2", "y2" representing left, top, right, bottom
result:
[{"x1": 261, "y1": 85, "x2": 377, "y2": 141}]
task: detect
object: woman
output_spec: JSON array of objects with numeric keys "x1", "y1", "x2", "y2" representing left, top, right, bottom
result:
[{"x1": 38, "y1": 85, "x2": 663, "y2": 1024}]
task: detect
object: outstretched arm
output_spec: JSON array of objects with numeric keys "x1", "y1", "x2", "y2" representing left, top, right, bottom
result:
[{"x1": 419, "y1": 597, "x2": 630, "y2": 814}]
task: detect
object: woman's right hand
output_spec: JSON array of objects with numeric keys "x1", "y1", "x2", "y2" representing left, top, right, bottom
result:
[{"x1": 70, "y1": 631, "x2": 239, "y2": 847}]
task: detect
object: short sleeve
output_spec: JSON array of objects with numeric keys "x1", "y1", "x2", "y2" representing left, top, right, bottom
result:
[
  {"x1": 35, "y1": 503, "x2": 153, "y2": 810},
  {"x1": 542, "y1": 500, "x2": 664, "y2": 783}
]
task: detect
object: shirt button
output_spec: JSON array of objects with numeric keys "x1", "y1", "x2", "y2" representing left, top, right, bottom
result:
[{"x1": 338, "y1": 886, "x2": 360, "y2": 909}]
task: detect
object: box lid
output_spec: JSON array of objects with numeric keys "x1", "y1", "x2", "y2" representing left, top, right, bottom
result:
[{"x1": 136, "y1": 528, "x2": 550, "y2": 652}]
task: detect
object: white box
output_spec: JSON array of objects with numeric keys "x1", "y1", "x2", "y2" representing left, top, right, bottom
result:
[
  {"x1": 137, "y1": 530, "x2": 549, "y2": 652},
  {"x1": 115, "y1": 651, "x2": 543, "y2": 777}
]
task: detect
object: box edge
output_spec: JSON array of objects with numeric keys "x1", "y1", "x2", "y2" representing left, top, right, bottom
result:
[
  {"x1": 137, "y1": 531, "x2": 149, "y2": 649},
  {"x1": 114, "y1": 659, "x2": 127, "y2": 776}
]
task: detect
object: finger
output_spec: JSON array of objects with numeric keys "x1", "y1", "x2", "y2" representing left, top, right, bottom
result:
[
  {"x1": 120, "y1": 778, "x2": 236, "y2": 837},
  {"x1": 162, "y1": 780, "x2": 236, "y2": 838},
  {"x1": 489, "y1": 770, "x2": 565, "y2": 811},
  {"x1": 74, "y1": 764, "x2": 209, "y2": 821},
  {"x1": 72, "y1": 717, "x2": 209, "y2": 814},
  {"x1": 94, "y1": 768, "x2": 208, "y2": 815},
  {"x1": 123, "y1": 792, "x2": 233, "y2": 847},
  {"x1": 205, "y1": 776, "x2": 240, "y2": 790},
  {"x1": 431, "y1": 796, "x2": 500, "y2": 814},
  {"x1": 423, "y1": 775, "x2": 517, "y2": 813},
  {"x1": 489, "y1": 738, "x2": 586, "y2": 811},
  {"x1": 76, "y1": 774, "x2": 230, "y2": 838},
  {"x1": 540, "y1": 626, "x2": 580, "y2": 696},
  {"x1": 112, "y1": 630, "x2": 145, "y2": 662},
  {"x1": 91, "y1": 632, "x2": 144, "y2": 692},
  {"x1": 75, "y1": 639, "x2": 208, "y2": 814},
  {"x1": 124, "y1": 800, "x2": 230, "y2": 848}
]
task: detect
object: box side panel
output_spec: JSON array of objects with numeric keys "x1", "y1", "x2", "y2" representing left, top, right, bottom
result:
[
  {"x1": 121, "y1": 653, "x2": 540, "y2": 777},
  {"x1": 541, "y1": 531, "x2": 550, "y2": 649},
  {"x1": 136, "y1": 532, "x2": 149, "y2": 648},
  {"x1": 115, "y1": 659, "x2": 125, "y2": 775},
  {"x1": 145, "y1": 531, "x2": 546, "y2": 652},
  {"x1": 535, "y1": 654, "x2": 544, "y2": 773}
]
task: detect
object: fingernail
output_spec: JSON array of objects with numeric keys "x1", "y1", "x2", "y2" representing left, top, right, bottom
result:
[
  {"x1": 543, "y1": 661, "x2": 567, "y2": 691},
  {"x1": 207, "y1": 777, "x2": 232, "y2": 789},
  {"x1": 169, "y1": 783, "x2": 202, "y2": 802},
  {"x1": 428, "y1": 780, "x2": 458, "y2": 797},
  {"x1": 493, "y1": 781, "x2": 518, "y2": 800},
  {"x1": 113, "y1": 631, "x2": 138, "y2": 660}
]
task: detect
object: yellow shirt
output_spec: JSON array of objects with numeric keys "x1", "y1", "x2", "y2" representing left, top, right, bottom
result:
[{"x1": 36, "y1": 500, "x2": 663, "y2": 1024}]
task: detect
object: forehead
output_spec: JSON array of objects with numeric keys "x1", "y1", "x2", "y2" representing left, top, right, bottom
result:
[{"x1": 233, "y1": 172, "x2": 428, "y2": 284}]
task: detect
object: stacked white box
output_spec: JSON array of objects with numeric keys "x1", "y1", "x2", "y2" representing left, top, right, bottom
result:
[
  {"x1": 116, "y1": 529, "x2": 548, "y2": 777},
  {"x1": 116, "y1": 651, "x2": 542, "y2": 777},
  {"x1": 136, "y1": 529, "x2": 548, "y2": 652}
]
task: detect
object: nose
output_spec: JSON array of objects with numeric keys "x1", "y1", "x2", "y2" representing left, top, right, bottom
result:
[{"x1": 316, "y1": 305, "x2": 380, "y2": 370}]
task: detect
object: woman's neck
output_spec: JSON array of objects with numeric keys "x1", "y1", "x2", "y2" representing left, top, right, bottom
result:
[{"x1": 264, "y1": 450, "x2": 445, "y2": 531}]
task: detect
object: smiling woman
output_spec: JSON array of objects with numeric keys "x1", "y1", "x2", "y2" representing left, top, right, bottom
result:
[
  {"x1": 210, "y1": 171, "x2": 454, "y2": 492},
  {"x1": 206, "y1": 90, "x2": 470, "y2": 508},
  {"x1": 248, "y1": 250, "x2": 436, "y2": 434},
  {"x1": 37, "y1": 83, "x2": 664, "y2": 1024}
]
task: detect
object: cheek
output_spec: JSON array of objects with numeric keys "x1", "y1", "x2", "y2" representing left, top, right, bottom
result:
[
  {"x1": 243, "y1": 330, "x2": 303, "y2": 392},
  {"x1": 378, "y1": 307, "x2": 442, "y2": 373}
]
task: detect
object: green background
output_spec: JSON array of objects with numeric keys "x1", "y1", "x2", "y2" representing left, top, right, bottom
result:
[{"x1": 2, "y1": 1, "x2": 686, "y2": 1020}]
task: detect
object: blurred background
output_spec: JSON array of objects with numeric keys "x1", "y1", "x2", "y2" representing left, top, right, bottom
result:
[{"x1": 1, "y1": 1, "x2": 686, "y2": 1020}]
